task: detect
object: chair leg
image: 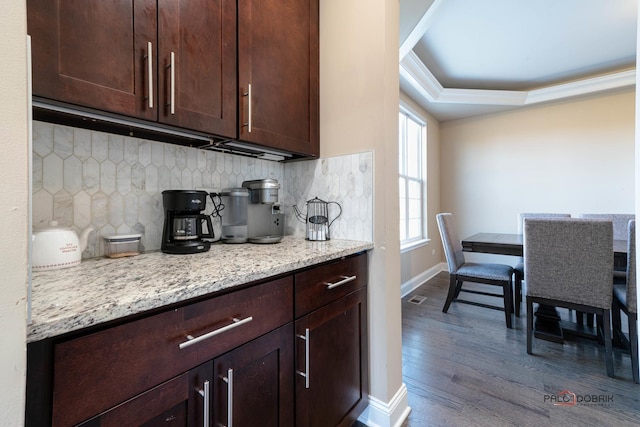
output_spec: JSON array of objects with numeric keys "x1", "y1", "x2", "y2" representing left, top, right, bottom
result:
[
  {"x1": 629, "y1": 312, "x2": 639, "y2": 384},
  {"x1": 611, "y1": 298, "x2": 624, "y2": 348},
  {"x1": 595, "y1": 314, "x2": 604, "y2": 345},
  {"x1": 603, "y1": 309, "x2": 614, "y2": 378},
  {"x1": 503, "y1": 281, "x2": 513, "y2": 329},
  {"x1": 454, "y1": 280, "x2": 463, "y2": 298},
  {"x1": 442, "y1": 274, "x2": 458, "y2": 313},
  {"x1": 514, "y1": 275, "x2": 522, "y2": 317},
  {"x1": 526, "y1": 297, "x2": 533, "y2": 355},
  {"x1": 586, "y1": 313, "x2": 594, "y2": 328}
]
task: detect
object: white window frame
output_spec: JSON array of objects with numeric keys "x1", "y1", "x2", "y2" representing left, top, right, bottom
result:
[{"x1": 399, "y1": 103, "x2": 428, "y2": 252}]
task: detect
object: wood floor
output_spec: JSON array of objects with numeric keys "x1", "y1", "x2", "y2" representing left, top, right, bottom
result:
[{"x1": 399, "y1": 272, "x2": 640, "y2": 427}]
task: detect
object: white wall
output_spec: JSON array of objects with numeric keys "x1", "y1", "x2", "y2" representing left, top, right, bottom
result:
[
  {"x1": 320, "y1": 0, "x2": 408, "y2": 425},
  {"x1": 2, "y1": 0, "x2": 29, "y2": 425},
  {"x1": 440, "y1": 89, "x2": 635, "y2": 261},
  {"x1": 399, "y1": 92, "x2": 442, "y2": 292}
]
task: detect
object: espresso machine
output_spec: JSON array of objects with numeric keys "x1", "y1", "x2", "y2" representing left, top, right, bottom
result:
[{"x1": 161, "y1": 190, "x2": 213, "y2": 254}]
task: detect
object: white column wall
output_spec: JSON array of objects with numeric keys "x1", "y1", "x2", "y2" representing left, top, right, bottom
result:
[
  {"x1": 320, "y1": 0, "x2": 408, "y2": 425},
  {"x1": 2, "y1": 0, "x2": 29, "y2": 425}
]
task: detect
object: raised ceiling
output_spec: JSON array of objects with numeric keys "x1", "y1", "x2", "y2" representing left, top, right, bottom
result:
[{"x1": 399, "y1": 0, "x2": 638, "y2": 122}]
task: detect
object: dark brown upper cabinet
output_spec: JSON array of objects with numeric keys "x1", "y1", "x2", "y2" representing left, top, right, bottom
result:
[
  {"x1": 27, "y1": 0, "x2": 237, "y2": 138},
  {"x1": 28, "y1": 0, "x2": 318, "y2": 157},
  {"x1": 238, "y1": 0, "x2": 319, "y2": 157}
]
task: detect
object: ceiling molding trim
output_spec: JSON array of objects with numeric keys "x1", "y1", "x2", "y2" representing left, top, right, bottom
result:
[
  {"x1": 399, "y1": 51, "x2": 443, "y2": 101},
  {"x1": 399, "y1": 0, "x2": 445, "y2": 61},
  {"x1": 400, "y1": 51, "x2": 526, "y2": 105},
  {"x1": 401, "y1": 51, "x2": 636, "y2": 107},
  {"x1": 439, "y1": 88, "x2": 527, "y2": 105},
  {"x1": 526, "y1": 69, "x2": 636, "y2": 104}
]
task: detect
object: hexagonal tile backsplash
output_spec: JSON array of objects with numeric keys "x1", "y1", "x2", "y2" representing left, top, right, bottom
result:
[{"x1": 32, "y1": 122, "x2": 373, "y2": 257}]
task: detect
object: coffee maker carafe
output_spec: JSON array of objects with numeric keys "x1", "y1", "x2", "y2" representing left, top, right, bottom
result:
[{"x1": 161, "y1": 190, "x2": 213, "y2": 254}]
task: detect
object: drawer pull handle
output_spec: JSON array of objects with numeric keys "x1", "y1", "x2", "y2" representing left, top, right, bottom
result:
[
  {"x1": 222, "y1": 368, "x2": 234, "y2": 427},
  {"x1": 296, "y1": 328, "x2": 310, "y2": 388},
  {"x1": 325, "y1": 275, "x2": 357, "y2": 290},
  {"x1": 197, "y1": 380, "x2": 210, "y2": 427},
  {"x1": 179, "y1": 316, "x2": 254, "y2": 350}
]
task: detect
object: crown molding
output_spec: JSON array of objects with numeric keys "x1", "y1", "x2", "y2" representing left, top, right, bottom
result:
[
  {"x1": 399, "y1": 0, "x2": 444, "y2": 61},
  {"x1": 400, "y1": 51, "x2": 636, "y2": 107}
]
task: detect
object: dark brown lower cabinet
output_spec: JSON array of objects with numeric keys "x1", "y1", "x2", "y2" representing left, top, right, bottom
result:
[
  {"x1": 26, "y1": 254, "x2": 368, "y2": 427},
  {"x1": 213, "y1": 323, "x2": 294, "y2": 427},
  {"x1": 295, "y1": 287, "x2": 368, "y2": 427},
  {"x1": 77, "y1": 324, "x2": 292, "y2": 427},
  {"x1": 77, "y1": 366, "x2": 205, "y2": 427}
]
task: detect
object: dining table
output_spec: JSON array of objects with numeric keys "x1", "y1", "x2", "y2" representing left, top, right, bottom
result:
[{"x1": 461, "y1": 232, "x2": 628, "y2": 343}]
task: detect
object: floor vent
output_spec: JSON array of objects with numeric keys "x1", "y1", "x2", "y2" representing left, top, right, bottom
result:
[{"x1": 408, "y1": 295, "x2": 427, "y2": 305}]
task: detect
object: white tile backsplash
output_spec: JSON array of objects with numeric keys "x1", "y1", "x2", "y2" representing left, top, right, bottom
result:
[{"x1": 32, "y1": 121, "x2": 373, "y2": 257}]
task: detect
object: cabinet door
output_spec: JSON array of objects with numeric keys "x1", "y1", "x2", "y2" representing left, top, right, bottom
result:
[
  {"x1": 238, "y1": 0, "x2": 319, "y2": 156},
  {"x1": 76, "y1": 372, "x2": 191, "y2": 427},
  {"x1": 76, "y1": 363, "x2": 213, "y2": 427},
  {"x1": 158, "y1": 0, "x2": 237, "y2": 136},
  {"x1": 27, "y1": 0, "x2": 157, "y2": 121},
  {"x1": 295, "y1": 288, "x2": 368, "y2": 427},
  {"x1": 213, "y1": 324, "x2": 294, "y2": 427}
]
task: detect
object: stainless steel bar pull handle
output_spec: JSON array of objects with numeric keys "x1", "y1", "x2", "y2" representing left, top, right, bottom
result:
[
  {"x1": 243, "y1": 84, "x2": 252, "y2": 133},
  {"x1": 325, "y1": 275, "x2": 357, "y2": 290},
  {"x1": 168, "y1": 51, "x2": 175, "y2": 115},
  {"x1": 146, "y1": 41, "x2": 153, "y2": 109},
  {"x1": 178, "y1": 316, "x2": 254, "y2": 350},
  {"x1": 296, "y1": 328, "x2": 310, "y2": 388},
  {"x1": 197, "y1": 380, "x2": 210, "y2": 427},
  {"x1": 222, "y1": 368, "x2": 234, "y2": 427}
]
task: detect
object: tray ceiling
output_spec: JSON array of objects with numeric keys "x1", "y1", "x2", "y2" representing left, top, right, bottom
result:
[{"x1": 400, "y1": 0, "x2": 637, "y2": 121}]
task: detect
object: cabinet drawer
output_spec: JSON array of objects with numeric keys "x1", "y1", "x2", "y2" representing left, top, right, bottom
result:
[
  {"x1": 294, "y1": 253, "x2": 367, "y2": 318},
  {"x1": 52, "y1": 277, "x2": 293, "y2": 427}
]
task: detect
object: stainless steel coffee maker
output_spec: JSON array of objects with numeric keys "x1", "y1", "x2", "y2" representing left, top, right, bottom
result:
[
  {"x1": 220, "y1": 179, "x2": 284, "y2": 243},
  {"x1": 161, "y1": 190, "x2": 213, "y2": 254}
]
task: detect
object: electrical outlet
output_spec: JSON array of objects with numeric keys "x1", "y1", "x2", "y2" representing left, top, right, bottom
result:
[{"x1": 432, "y1": 249, "x2": 436, "y2": 255}]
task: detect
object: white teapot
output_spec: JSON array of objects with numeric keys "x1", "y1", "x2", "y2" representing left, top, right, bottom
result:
[{"x1": 32, "y1": 221, "x2": 94, "y2": 271}]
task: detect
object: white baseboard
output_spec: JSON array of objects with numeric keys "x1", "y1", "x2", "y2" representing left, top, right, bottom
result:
[
  {"x1": 357, "y1": 383, "x2": 411, "y2": 427},
  {"x1": 400, "y1": 262, "x2": 446, "y2": 298}
]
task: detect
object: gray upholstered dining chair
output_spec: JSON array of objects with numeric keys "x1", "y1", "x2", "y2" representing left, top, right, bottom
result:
[
  {"x1": 513, "y1": 213, "x2": 571, "y2": 317},
  {"x1": 578, "y1": 214, "x2": 635, "y2": 280},
  {"x1": 524, "y1": 218, "x2": 614, "y2": 377},
  {"x1": 612, "y1": 220, "x2": 638, "y2": 383},
  {"x1": 578, "y1": 213, "x2": 636, "y2": 240},
  {"x1": 436, "y1": 213, "x2": 514, "y2": 328},
  {"x1": 577, "y1": 214, "x2": 635, "y2": 326}
]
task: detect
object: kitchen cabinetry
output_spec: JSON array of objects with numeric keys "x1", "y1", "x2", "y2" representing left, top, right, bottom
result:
[
  {"x1": 27, "y1": 0, "x2": 237, "y2": 137},
  {"x1": 25, "y1": 252, "x2": 368, "y2": 426},
  {"x1": 213, "y1": 324, "x2": 294, "y2": 427},
  {"x1": 76, "y1": 325, "x2": 293, "y2": 427},
  {"x1": 75, "y1": 365, "x2": 208, "y2": 427},
  {"x1": 237, "y1": 0, "x2": 319, "y2": 156},
  {"x1": 27, "y1": 0, "x2": 319, "y2": 157},
  {"x1": 294, "y1": 254, "x2": 369, "y2": 427},
  {"x1": 27, "y1": 277, "x2": 293, "y2": 426}
]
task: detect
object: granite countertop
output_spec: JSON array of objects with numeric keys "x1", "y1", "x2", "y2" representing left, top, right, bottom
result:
[{"x1": 28, "y1": 236, "x2": 373, "y2": 343}]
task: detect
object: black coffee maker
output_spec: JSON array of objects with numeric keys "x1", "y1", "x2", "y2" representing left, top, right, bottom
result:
[{"x1": 161, "y1": 190, "x2": 213, "y2": 254}]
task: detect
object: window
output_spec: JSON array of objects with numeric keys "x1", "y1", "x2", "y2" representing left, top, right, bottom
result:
[{"x1": 399, "y1": 106, "x2": 427, "y2": 249}]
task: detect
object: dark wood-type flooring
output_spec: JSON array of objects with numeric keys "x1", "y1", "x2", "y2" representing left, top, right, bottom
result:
[{"x1": 398, "y1": 272, "x2": 640, "y2": 427}]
